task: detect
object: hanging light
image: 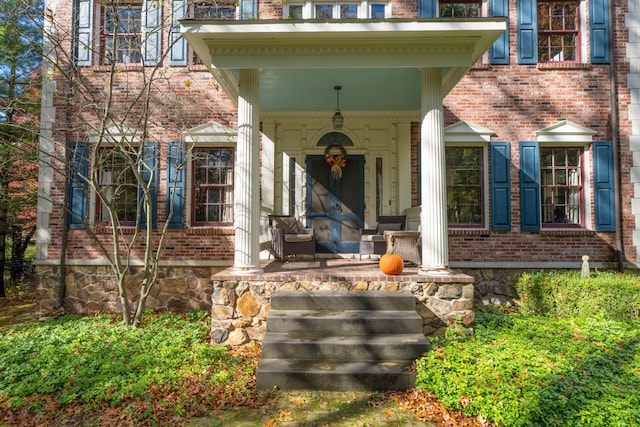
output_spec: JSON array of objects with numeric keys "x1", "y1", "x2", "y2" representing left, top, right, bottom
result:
[{"x1": 332, "y1": 85, "x2": 344, "y2": 130}]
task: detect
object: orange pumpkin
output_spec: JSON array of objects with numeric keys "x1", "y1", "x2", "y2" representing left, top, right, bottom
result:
[{"x1": 379, "y1": 253, "x2": 404, "y2": 275}]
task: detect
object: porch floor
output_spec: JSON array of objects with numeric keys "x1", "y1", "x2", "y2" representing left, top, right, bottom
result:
[{"x1": 213, "y1": 257, "x2": 473, "y2": 283}]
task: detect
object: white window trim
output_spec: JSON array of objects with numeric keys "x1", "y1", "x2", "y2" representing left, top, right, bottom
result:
[
  {"x1": 536, "y1": 120, "x2": 596, "y2": 229},
  {"x1": 87, "y1": 126, "x2": 144, "y2": 227},
  {"x1": 443, "y1": 121, "x2": 494, "y2": 230},
  {"x1": 184, "y1": 121, "x2": 238, "y2": 228},
  {"x1": 283, "y1": 0, "x2": 389, "y2": 19}
]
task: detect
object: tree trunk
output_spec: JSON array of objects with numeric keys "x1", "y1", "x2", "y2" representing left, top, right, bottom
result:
[
  {"x1": 10, "y1": 225, "x2": 35, "y2": 285},
  {"x1": 0, "y1": 180, "x2": 7, "y2": 297}
]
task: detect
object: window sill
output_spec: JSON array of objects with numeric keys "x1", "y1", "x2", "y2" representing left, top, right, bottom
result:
[
  {"x1": 537, "y1": 62, "x2": 591, "y2": 70},
  {"x1": 539, "y1": 228, "x2": 596, "y2": 236},
  {"x1": 448, "y1": 229, "x2": 490, "y2": 236},
  {"x1": 186, "y1": 227, "x2": 235, "y2": 235},
  {"x1": 91, "y1": 64, "x2": 145, "y2": 73}
]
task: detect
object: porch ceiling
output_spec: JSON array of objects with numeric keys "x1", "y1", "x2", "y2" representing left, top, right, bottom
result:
[{"x1": 180, "y1": 18, "x2": 507, "y2": 112}]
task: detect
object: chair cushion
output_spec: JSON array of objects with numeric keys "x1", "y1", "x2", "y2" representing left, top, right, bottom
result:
[
  {"x1": 360, "y1": 234, "x2": 386, "y2": 242},
  {"x1": 284, "y1": 233, "x2": 313, "y2": 243},
  {"x1": 272, "y1": 217, "x2": 300, "y2": 234},
  {"x1": 376, "y1": 222, "x2": 403, "y2": 234}
]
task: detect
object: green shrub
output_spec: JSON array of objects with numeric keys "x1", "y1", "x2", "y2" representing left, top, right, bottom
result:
[
  {"x1": 416, "y1": 308, "x2": 640, "y2": 426},
  {"x1": 0, "y1": 312, "x2": 239, "y2": 407},
  {"x1": 512, "y1": 271, "x2": 640, "y2": 321}
]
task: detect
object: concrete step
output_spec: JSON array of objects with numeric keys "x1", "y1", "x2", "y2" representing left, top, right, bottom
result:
[
  {"x1": 262, "y1": 332, "x2": 430, "y2": 361},
  {"x1": 256, "y1": 290, "x2": 430, "y2": 391},
  {"x1": 266, "y1": 310, "x2": 424, "y2": 334},
  {"x1": 256, "y1": 359, "x2": 418, "y2": 391},
  {"x1": 270, "y1": 291, "x2": 417, "y2": 312}
]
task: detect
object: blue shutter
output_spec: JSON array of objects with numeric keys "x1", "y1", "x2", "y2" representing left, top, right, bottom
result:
[
  {"x1": 590, "y1": 0, "x2": 610, "y2": 64},
  {"x1": 519, "y1": 141, "x2": 540, "y2": 231},
  {"x1": 517, "y1": 0, "x2": 537, "y2": 64},
  {"x1": 491, "y1": 141, "x2": 511, "y2": 230},
  {"x1": 490, "y1": 0, "x2": 509, "y2": 64},
  {"x1": 75, "y1": 0, "x2": 93, "y2": 66},
  {"x1": 69, "y1": 142, "x2": 89, "y2": 229},
  {"x1": 139, "y1": 142, "x2": 158, "y2": 229},
  {"x1": 166, "y1": 141, "x2": 185, "y2": 229},
  {"x1": 169, "y1": 0, "x2": 187, "y2": 66},
  {"x1": 142, "y1": 0, "x2": 162, "y2": 66},
  {"x1": 419, "y1": 0, "x2": 437, "y2": 18},
  {"x1": 593, "y1": 141, "x2": 615, "y2": 232}
]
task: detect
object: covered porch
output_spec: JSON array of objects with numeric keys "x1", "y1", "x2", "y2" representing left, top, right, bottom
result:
[{"x1": 181, "y1": 18, "x2": 507, "y2": 275}]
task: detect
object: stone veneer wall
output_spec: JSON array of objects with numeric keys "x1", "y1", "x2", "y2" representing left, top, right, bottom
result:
[
  {"x1": 210, "y1": 276, "x2": 476, "y2": 346},
  {"x1": 34, "y1": 264, "x2": 223, "y2": 314}
]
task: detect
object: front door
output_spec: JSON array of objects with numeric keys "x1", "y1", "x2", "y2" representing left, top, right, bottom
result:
[{"x1": 306, "y1": 153, "x2": 364, "y2": 253}]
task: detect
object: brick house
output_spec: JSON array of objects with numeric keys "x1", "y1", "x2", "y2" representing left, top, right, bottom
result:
[{"x1": 36, "y1": 0, "x2": 632, "y2": 314}]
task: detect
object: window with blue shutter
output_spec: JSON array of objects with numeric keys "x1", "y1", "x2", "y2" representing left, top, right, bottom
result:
[
  {"x1": 169, "y1": 0, "x2": 187, "y2": 66},
  {"x1": 593, "y1": 141, "x2": 615, "y2": 231},
  {"x1": 491, "y1": 141, "x2": 511, "y2": 230},
  {"x1": 517, "y1": 0, "x2": 537, "y2": 64},
  {"x1": 519, "y1": 141, "x2": 541, "y2": 231},
  {"x1": 589, "y1": 0, "x2": 610, "y2": 63},
  {"x1": 142, "y1": 0, "x2": 162, "y2": 66},
  {"x1": 490, "y1": 0, "x2": 509, "y2": 64},
  {"x1": 139, "y1": 142, "x2": 158, "y2": 229},
  {"x1": 75, "y1": 0, "x2": 94, "y2": 66},
  {"x1": 69, "y1": 142, "x2": 89, "y2": 229},
  {"x1": 166, "y1": 141, "x2": 185, "y2": 229}
]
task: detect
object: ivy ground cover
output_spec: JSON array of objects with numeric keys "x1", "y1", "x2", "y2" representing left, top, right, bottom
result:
[{"x1": 416, "y1": 308, "x2": 640, "y2": 426}]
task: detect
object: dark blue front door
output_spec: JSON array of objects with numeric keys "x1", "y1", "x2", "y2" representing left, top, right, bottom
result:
[{"x1": 306, "y1": 154, "x2": 364, "y2": 253}]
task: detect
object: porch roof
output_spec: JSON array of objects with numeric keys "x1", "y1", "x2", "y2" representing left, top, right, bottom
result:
[{"x1": 180, "y1": 18, "x2": 507, "y2": 112}]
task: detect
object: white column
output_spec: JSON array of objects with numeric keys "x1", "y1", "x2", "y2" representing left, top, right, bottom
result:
[
  {"x1": 233, "y1": 69, "x2": 262, "y2": 273},
  {"x1": 419, "y1": 68, "x2": 450, "y2": 274}
]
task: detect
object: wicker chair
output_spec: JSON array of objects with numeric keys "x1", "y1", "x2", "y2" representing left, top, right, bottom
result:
[
  {"x1": 268, "y1": 215, "x2": 316, "y2": 260},
  {"x1": 359, "y1": 215, "x2": 407, "y2": 259}
]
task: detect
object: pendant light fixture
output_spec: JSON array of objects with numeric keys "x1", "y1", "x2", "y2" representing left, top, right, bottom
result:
[{"x1": 332, "y1": 85, "x2": 344, "y2": 130}]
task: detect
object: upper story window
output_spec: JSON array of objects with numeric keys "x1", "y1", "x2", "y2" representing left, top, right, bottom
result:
[
  {"x1": 101, "y1": 3, "x2": 143, "y2": 65},
  {"x1": 315, "y1": 3, "x2": 358, "y2": 19},
  {"x1": 192, "y1": 147, "x2": 234, "y2": 225},
  {"x1": 540, "y1": 147, "x2": 583, "y2": 226},
  {"x1": 284, "y1": 1, "x2": 388, "y2": 19},
  {"x1": 191, "y1": 1, "x2": 236, "y2": 20},
  {"x1": 537, "y1": 1, "x2": 579, "y2": 62},
  {"x1": 440, "y1": 0, "x2": 482, "y2": 17}
]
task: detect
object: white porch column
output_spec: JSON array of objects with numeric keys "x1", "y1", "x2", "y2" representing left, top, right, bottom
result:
[
  {"x1": 419, "y1": 68, "x2": 450, "y2": 274},
  {"x1": 233, "y1": 69, "x2": 262, "y2": 273}
]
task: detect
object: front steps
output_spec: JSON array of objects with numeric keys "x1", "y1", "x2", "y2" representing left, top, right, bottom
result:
[{"x1": 256, "y1": 291, "x2": 430, "y2": 391}]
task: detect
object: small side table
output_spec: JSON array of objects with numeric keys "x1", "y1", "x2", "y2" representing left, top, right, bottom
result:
[{"x1": 383, "y1": 230, "x2": 421, "y2": 265}]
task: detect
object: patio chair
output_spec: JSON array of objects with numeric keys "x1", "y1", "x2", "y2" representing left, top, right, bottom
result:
[
  {"x1": 268, "y1": 215, "x2": 316, "y2": 260},
  {"x1": 359, "y1": 215, "x2": 407, "y2": 259}
]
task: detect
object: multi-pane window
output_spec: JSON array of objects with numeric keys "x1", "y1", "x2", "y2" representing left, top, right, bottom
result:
[
  {"x1": 446, "y1": 148, "x2": 483, "y2": 226},
  {"x1": 538, "y1": 1, "x2": 579, "y2": 62},
  {"x1": 193, "y1": 148, "x2": 234, "y2": 225},
  {"x1": 440, "y1": 0, "x2": 482, "y2": 17},
  {"x1": 284, "y1": 1, "x2": 386, "y2": 19},
  {"x1": 192, "y1": 1, "x2": 236, "y2": 20},
  {"x1": 101, "y1": 3, "x2": 142, "y2": 65},
  {"x1": 540, "y1": 147, "x2": 582, "y2": 226},
  {"x1": 315, "y1": 2, "x2": 358, "y2": 19},
  {"x1": 97, "y1": 151, "x2": 138, "y2": 225}
]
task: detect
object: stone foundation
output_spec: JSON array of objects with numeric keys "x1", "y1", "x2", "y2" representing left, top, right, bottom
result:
[
  {"x1": 210, "y1": 274, "x2": 475, "y2": 346},
  {"x1": 34, "y1": 264, "x2": 222, "y2": 315}
]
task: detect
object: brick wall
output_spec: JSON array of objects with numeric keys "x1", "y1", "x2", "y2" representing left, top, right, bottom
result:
[{"x1": 39, "y1": 0, "x2": 634, "y2": 267}]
